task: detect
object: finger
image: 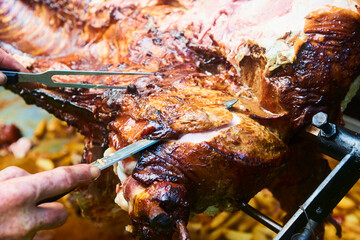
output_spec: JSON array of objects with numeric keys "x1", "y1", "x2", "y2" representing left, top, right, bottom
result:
[
  {"x1": 21, "y1": 164, "x2": 100, "y2": 203},
  {"x1": 0, "y1": 71, "x2": 6, "y2": 85},
  {"x1": 35, "y1": 202, "x2": 67, "y2": 230},
  {"x1": 0, "y1": 48, "x2": 28, "y2": 72},
  {"x1": 0, "y1": 166, "x2": 30, "y2": 182}
]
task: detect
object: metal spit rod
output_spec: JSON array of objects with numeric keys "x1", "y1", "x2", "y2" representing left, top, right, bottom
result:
[{"x1": 239, "y1": 202, "x2": 283, "y2": 233}]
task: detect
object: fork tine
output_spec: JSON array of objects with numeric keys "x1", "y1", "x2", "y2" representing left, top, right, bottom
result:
[
  {"x1": 47, "y1": 82, "x2": 128, "y2": 89},
  {"x1": 46, "y1": 70, "x2": 153, "y2": 76},
  {"x1": 44, "y1": 70, "x2": 149, "y2": 88}
]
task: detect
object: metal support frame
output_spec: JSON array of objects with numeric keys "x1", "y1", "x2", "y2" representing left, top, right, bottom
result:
[
  {"x1": 240, "y1": 112, "x2": 360, "y2": 240},
  {"x1": 275, "y1": 112, "x2": 360, "y2": 239}
]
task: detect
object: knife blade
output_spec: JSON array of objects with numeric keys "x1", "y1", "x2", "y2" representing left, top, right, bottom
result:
[
  {"x1": 90, "y1": 139, "x2": 160, "y2": 170},
  {"x1": 36, "y1": 98, "x2": 238, "y2": 205},
  {"x1": 2, "y1": 70, "x2": 153, "y2": 89}
]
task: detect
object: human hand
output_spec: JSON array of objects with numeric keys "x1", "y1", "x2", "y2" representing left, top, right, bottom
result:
[
  {"x1": 0, "y1": 164, "x2": 100, "y2": 240},
  {"x1": 0, "y1": 48, "x2": 29, "y2": 85}
]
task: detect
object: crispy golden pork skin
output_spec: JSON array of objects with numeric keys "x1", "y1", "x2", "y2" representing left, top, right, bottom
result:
[
  {"x1": 113, "y1": 112, "x2": 286, "y2": 239},
  {"x1": 1, "y1": 0, "x2": 360, "y2": 239}
]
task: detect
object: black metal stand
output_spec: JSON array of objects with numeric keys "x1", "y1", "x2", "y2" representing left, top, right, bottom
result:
[
  {"x1": 239, "y1": 112, "x2": 360, "y2": 240},
  {"x1": 275, "y1": 112, "x2": 360, "y2": 240}
]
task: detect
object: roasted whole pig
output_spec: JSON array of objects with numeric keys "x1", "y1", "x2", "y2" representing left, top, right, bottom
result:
[{"x1": 1, "y1": 0, "x2": 360, "y2": 239}]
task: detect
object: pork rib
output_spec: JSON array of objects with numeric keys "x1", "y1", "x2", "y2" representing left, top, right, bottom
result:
[{"x1": 1, "y1": 0, "x2": 360, "y2": 239}]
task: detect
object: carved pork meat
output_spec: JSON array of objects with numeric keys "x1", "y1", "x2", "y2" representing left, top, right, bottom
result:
[{"x1": 1, "y1": 0, "x2": 360, "y2": 239}]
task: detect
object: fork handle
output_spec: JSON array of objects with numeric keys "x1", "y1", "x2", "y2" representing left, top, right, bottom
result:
[
  {"x1": 36, "y1": 187, "x2": 76, "y2": 205},
  {"x1": 0, "y1": 70, "x2": 19, "y2": 84}
]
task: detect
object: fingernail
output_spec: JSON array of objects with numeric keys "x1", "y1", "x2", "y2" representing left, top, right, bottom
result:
[
  {"x1": 0, "y1": 72, "x2": 6, "y2": 85},
  {"x1": 90, "y1": 166, "x2": 101, "y2": 179}
]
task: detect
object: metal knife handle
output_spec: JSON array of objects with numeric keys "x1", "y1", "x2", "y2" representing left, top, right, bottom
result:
[{"x1": 1, "y1": 70, "x2": 18, "y2": 84}]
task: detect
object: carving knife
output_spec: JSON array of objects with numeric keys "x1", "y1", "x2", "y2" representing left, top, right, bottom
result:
[
  {"x1": 36, "y1": 98, "x2": 238, "y2": 205},
  {"x1": 1, "y1": 70, "x2": 153, "y2": 89}
]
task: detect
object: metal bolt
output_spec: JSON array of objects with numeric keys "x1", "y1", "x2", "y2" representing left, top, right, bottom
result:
[
  {"x1": 312, "y1": 112, "x2": 329, "y2": 130},
  {"x1": 312, "y1": 112, "x2": 336, "y2": 137},
  {"x1": 316, "y1": 207, "x2": 323, "y2": 215}
]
